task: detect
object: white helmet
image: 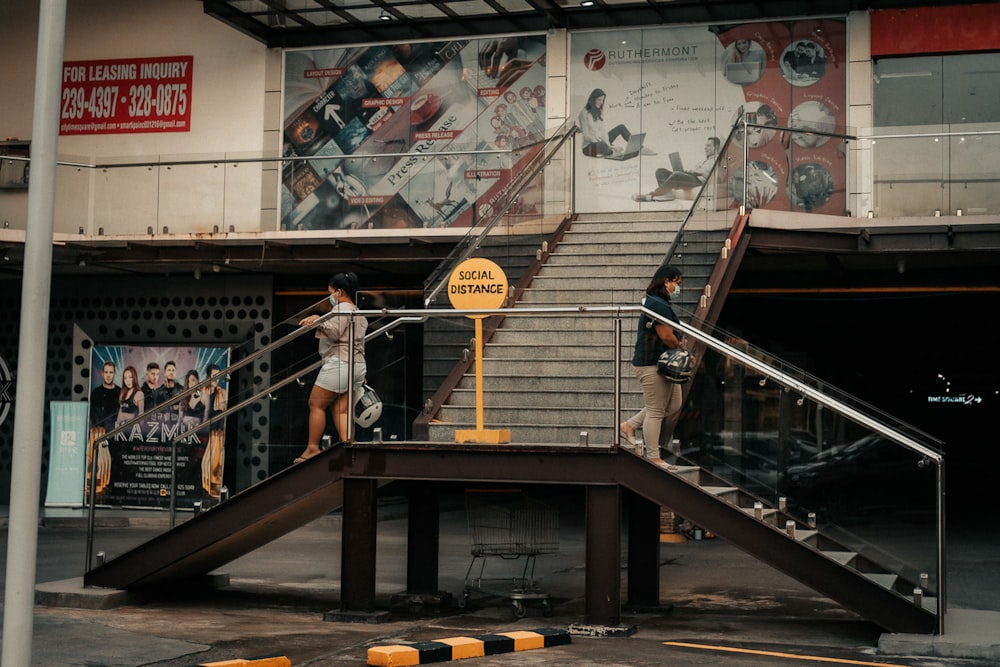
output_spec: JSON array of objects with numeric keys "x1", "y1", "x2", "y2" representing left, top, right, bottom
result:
[{"x1": 354, "y1": 384, "x2": 383, "y2": 428}]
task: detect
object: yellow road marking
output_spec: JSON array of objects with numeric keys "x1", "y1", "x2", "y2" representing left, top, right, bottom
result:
[{"x1": 662, "y1": 642, "x2": 910, "y2": 667}]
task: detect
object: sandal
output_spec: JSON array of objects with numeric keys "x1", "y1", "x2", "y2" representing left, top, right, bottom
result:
[
  {"x1": 631, "y1": 193, "x2": 653, "y2": 202},
  {"x1": 619, "y1": 423, "x2": 637, "y2": 446}
]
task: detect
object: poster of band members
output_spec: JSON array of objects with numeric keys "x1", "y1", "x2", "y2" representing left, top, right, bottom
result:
[
  {"x1": 570, "y1": 20, "x2": 846, "y2": 215},
  {"x1": 87, "y1": 345, "x2": 230, "y2": 509},
  {"x1": 281, "y1": 36, "x2": 547, "y2": 231}
]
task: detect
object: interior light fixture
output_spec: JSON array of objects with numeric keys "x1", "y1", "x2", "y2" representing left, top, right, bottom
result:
[
  {"x1": 379, "y1": 10, "x2": 391, "y2": 20},
  {"x1": 580, "y1": 0, "x2": 596, "y2": 6}
]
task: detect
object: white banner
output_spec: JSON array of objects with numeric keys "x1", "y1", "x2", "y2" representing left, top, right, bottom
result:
[{"x1": 45, "y1": 401, "x2": 89, "y2": 507}]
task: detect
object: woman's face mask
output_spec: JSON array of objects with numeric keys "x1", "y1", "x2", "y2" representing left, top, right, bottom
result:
[{"x1": 329, "y1": 289, "x2": 339, "y2": 306}]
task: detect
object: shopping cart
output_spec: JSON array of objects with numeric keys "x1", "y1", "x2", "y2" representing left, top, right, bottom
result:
[{"x1": 462, "y1": 490, "x2": 559, "y2": 618}]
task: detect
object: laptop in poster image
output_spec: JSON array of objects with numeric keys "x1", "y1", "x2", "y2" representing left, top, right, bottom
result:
[
  {"x1": 725, "y1": 61, "x2": 763, "y2": 84},
  {"x1": 669, "y1": 151, "x2": 684, "y2": 172},
  {"x1": 605, "y1": 133, "x2": 646, "y2": 161}
]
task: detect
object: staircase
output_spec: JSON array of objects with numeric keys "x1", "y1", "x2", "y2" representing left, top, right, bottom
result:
[
  {"x1": 425, "y1": 211, "x2": 728, "y2": 444},
  {"x1": 420, "y1": 208, "x2": 941, "y2": 634},
  {"x1": 618, "y1": 450, "x2": 937, "y2": 633}
]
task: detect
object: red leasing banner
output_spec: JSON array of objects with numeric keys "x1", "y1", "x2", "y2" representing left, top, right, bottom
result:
[{"x1": 60, "y1": 56, "x2": 193, "y2": 135}]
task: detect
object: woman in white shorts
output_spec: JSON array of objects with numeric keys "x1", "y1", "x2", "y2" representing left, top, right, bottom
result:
[{"x1": 295, "y1": 272, "x2": 367, "y2": 462}]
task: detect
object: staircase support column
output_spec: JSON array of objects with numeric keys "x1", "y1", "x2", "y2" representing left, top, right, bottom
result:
[
  {"x1": 585, "y1": 485, "x2": 621, "y2": 626},
  {"x1": 337, "y1": 478, "x2": 379, "y2": 616},
  {"x1": 406, "y1": 483, "x2": 440, "y2": 594},
  {"x1": 626, "y1": 490, "x2": 661, "y2": 608}
]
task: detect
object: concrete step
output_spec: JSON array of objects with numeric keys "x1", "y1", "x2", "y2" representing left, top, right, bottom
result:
[
  {"x1": 555, "y1": 240, "x2": 673, "y2": 255},
  {"x1": 446, "y1": 386, "x2": 642, "y2": 408},
  {"x1": 462, "y1": 359, "x2": 620, "y2": 376},
  {"x1": 527, "y1": 275, "x2": 654, "y2": 289},
  {"x1": 482, "y1": 342, "x2": 620, "y2": 360},
  {"x1": 436, "y1": 398, "x2": 623, "y2": 422},
  {"x1": 537, "y1": 262, "x2": 664, "y2": 277},
  {"x1": 560, "y1": 231, "x2": 675, "y2": 245},
  {"x1": 496, "y1": 315, "x2": 634, "y2": 333},
  {"x1": 517, "y1": 290, "x2": 647, "y2": 306},
  {"x1": 451, "y1": 373, "x2": 639, "y2": 392},
  {"x1": 427, "y1": 420, "x2": 622, "y2": 445}
]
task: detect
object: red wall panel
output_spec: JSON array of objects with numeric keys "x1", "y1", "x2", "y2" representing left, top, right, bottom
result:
[{"x1": 871, "y1": 4, "x2": 1000, "y2": 57}]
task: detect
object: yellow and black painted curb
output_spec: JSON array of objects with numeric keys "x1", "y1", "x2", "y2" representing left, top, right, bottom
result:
[
  {"x1": 184, "y1": 655, "x2": 290, "y2": 667},
  {"x1": 368, "y1": 627, "x2": 571, "y2": 666}
]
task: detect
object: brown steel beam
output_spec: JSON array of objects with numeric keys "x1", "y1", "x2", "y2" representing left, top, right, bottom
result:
[
  {"x1": 341, "y1": 478, "x2": 378, "y2": 612},
  {"x1": 585, "y1": 485, "x2": 621, "y2": 626},
  {"x1": 406, "y1": 483, "x2": 441, "y2": 594},
  {"x1": 626, "y1": 490, "x2": 661, "y2": 609}
]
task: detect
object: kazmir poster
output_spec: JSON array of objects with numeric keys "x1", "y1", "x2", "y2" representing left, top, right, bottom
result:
[
  {"x1": 280, "y1": 37, "x2": 547, "y2": 231},
  {"x1": 570, "y1": 20, "x2": 846, "y2": 215},
  {"x1": 88, "y1": 345, "x2": 230, "y2": 509}
]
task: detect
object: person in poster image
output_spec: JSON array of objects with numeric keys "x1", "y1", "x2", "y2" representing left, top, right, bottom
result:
[
  {"x1": 782, "y1": 41, "x2": 826, "y2": 85},
  {"x1": 633, "y1": 137, "x2": 720, "y2": 201},
  {"x1": 139, "y1": 362, "x2": 160, "y2": 413},
  {"x1": 295, "y1": 272, "x2": 368, "y2": 463},
  {"x1": 202, "y1": 364, "x2": 228, "y2": 497},
  {"x1": 724, "y1": 39, "x2": 766, "y2": 68},
  {"x1": 180, "y1": 369, "x2": 208, "y2": 433},
  {"x1": 87, "y1": 360, "x2": 119, "y2": 495},
  {"x1": 116, "y1": 365, "x2": 144, "y2": 426},
  {"x1": 620, "y1": 265, "x2": 685, "y2": 458},
  {"x1": 578, "y1": 88, "x2": 633, "y2": 158},
  {"x1": 155, "y1": 360, "x2": 182, "y2": 409}
]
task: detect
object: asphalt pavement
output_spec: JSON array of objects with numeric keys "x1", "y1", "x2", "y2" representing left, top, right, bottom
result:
[{"x1": 2, "y1": 491, "x2": 999, "y2": 667}]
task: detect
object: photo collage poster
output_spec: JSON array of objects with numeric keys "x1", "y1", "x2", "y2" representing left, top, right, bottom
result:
[
  {"x1": 570, "y1": 20, "x2": 847, "y2": 215},
  {"x1": 88, "y1": 345, "x2": 230, "y2": 509},
  {"x1": 281, "y1": 37, "x2": 547, "y2": 231}
]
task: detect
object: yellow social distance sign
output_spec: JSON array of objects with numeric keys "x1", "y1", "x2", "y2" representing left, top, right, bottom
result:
[
  {"x1": 447, "y1": 257, "x2": 508, "y2": 310},
  {"x1": 448, "y1": 258, "x2": 510, "y2": 444}
]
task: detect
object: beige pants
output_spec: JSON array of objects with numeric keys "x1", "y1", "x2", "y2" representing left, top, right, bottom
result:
[{"x1": 626, "y1": 365, "x2": 682, "y2": 451}]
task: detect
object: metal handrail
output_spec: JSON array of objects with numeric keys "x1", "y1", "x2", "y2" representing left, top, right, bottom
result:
[
  {"x1": 664, "y1": 116, "x2": 745, "y2": 261},
  {"x1": 422, "y1": 118, "x2": 579, "y2": 307},
  {"x1": 84, "y1": 301, "x2": 423, "y2": 569},
  {"x1": 83, "y1": 302, "x2": 946, "y2": 629},
  {"x1": 861, "y1": 128, "x2": 1000, "y2": 141},
  {"x1": 0, "y1": 148, "x2": 514, "y2": 170}
]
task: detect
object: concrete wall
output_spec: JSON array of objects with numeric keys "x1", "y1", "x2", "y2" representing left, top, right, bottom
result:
[{"x1": 0, "y1": 0, "x2": 269, "y2": 233}]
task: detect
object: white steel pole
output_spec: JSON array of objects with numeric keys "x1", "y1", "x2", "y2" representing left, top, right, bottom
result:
[{"x1": 2, "y1": 2, "x2": 67, "y2": 666}]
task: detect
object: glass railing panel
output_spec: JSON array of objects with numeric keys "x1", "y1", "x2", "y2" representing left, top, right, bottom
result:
[
  {"x1": 947, "y1": 123, "x2": 1000, "y2": 216},
  {"x1": 92, "y1": 162, "x2": 162, "y2": 235},
  {"x1": 662, "y1": 308, "x2": 942, "y2": 602},
  {"x1": 872, "y1": 125, "x2": 949, "y2": 217},
  {"x1": 83, "y1": 296, "x2": 416, "y2": 560},
  {"x1": 674, "y1": 309, "x2": 944, "y2": 447},
  {"x1": 675, "y1": 119, "x2": 744, "y2": 235},
  {"x1": 156, "y1": 158, "x2": 227, "y2": 231},
  {"x1": 55, "y1": 155, "x2": 95, "y2": 235},
  {"x1": 81, "y1": 303, "x2": 942, "y2": 612},
  {"x1": 674, "y1": 354, "x2": 940, "y2": 597},
  {"x1": 422, "y1": 118, "x2": 578, "y2": 308},
  {"x1": 417, "y1": 122, "x2": 577, "y2": 412}
]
